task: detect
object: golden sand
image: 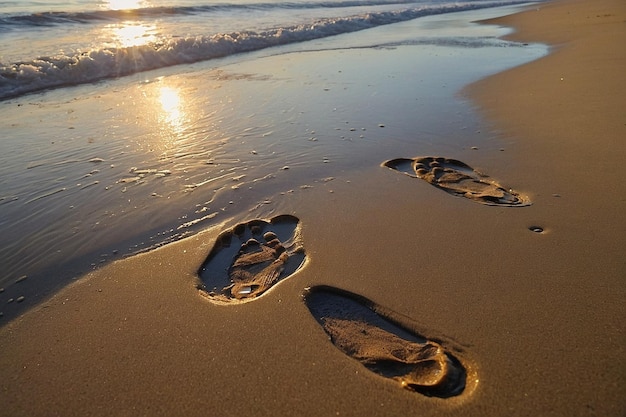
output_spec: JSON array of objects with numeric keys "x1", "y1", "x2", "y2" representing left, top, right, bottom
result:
[{"x1": 1, "y1": 1, "x2": 624, "y2": 415}]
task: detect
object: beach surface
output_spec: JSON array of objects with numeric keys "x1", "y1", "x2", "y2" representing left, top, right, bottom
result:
[{"x1": 1, "y1": 0, "x2": 624, "y2": 416}]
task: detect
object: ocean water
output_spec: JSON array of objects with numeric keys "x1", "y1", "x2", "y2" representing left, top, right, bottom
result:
[
  {"x1": 0, "y1": 0, "x2": 546, "y2": 319},
  {"x1": 0, "y1": 0, "x2": 537, "y2": 99}
]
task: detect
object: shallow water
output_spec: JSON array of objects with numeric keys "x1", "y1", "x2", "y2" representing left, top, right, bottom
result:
[{"x1": 0, "y1": 3, "x2": 547, "y2": 320}]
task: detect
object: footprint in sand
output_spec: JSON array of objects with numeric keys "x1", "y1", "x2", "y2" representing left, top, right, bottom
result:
[
  {"x1": 304, "y1": 286, "x2": 468, "y2": 398},
  {"x1": 382, "y1": 156, "x2": 530, "y2": 206},
  {"x1": 198, "y1": 215, "x2": 306, "y2": 304}
]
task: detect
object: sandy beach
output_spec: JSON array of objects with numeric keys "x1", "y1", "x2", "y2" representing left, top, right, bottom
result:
[{"x1": 1, "y1": 0, "x2": 624, "y2": 416}]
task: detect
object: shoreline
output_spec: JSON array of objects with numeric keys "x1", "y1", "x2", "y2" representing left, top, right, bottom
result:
[
  {"x1": 0, "y1": 4, "x2": 543, "y2": 324},
  {"x1": 1, "y1": 1, "x2": 625, "y2": 416}
]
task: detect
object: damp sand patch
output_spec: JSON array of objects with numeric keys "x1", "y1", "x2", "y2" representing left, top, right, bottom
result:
[
  {"x1": 383, "y1": 156, "x2": 530, "y2": 206},
  {"x1": 197, "y1": 215, "x2": 306, "y2": 304},
  {"x1": 304, "y1": 286, "x2": 473, "y2": 398}
]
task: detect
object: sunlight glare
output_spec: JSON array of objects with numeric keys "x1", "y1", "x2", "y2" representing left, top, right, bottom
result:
[
  {"x1": 107, "y1": 0, "x2": 145, "y2": 10},
  {"x1": 159, "y1": 86, "x2": 185, "y2": 131},
  {"x1": 107, "y1": 23, "x2": 156, "y2": 48}
]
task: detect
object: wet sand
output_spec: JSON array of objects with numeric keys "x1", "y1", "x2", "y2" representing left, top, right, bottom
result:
[{"x1": 1, "y1": 0, "x2": 625, "y2": 416}]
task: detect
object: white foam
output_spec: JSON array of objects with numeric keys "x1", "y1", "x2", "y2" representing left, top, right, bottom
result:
[{"x1": 0, "y1": 1, "x2": 527, "y2": 100}]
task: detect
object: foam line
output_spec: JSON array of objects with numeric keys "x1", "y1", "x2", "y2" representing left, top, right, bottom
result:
[{"x1": 0, "y1": 1, "x2": 528, "y2": 100}]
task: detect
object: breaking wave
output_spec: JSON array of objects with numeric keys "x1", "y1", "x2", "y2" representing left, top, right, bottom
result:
[{"x1": 0, "y1": 1, "x2": 526, "y2": 100}]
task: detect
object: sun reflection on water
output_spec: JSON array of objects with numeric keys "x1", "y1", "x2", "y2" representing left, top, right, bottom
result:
[
  {"x1": 103, "y1": 0, "x2": 156, "y2": 48},
  {"x1": 105, "y1": 22, "x2": 157, "y2": 48},
  {"x1": 106, "y1": 0, "x2": 147, "y2": 11},
  {"x1": 158, "y1": 86, "x2": 186, "y2": 133}
]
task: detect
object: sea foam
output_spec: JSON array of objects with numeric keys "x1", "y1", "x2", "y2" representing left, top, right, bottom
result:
[{"x1": 0, "y1": 1, "x2": 524, "y2": 100}]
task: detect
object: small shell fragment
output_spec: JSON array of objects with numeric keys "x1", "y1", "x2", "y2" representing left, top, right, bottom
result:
[{"x1": 238, "y1": 286, "x2": 253, "y2": 295}]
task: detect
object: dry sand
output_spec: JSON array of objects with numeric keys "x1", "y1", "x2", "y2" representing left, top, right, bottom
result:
[{"x1": 1, "y1": 0, "x2": 624, "y2": 416}]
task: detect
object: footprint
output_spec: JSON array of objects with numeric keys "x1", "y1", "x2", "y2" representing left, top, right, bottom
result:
[
  {"x1": 383, "y1": 156, "x2": 530, "y2": 206},
  {"x1": 198, "y1": 215, "x2": 306, "y2": 304},
  {"x1": 304, "y1": 286, "x2": 467, "y2": 398}
]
